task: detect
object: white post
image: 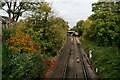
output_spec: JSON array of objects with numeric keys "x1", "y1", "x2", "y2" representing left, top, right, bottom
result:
[
  {"x1": 89, "y1": 49, "x2": 92, "y2": 58},
  {"x1": 96, "y1": 68, "x2": 98, "y2": 72}
]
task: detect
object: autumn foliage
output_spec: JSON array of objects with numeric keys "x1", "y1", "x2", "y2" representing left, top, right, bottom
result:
[
  {"x1": 44, "y1": 59, "x2": 57, "y2": 78},
  {"x1": 7, "y1": 28, "x2": 38, "y2": 54},
  {"x1": 2, "y1": 1, "x2": 68, "y2": 80}
]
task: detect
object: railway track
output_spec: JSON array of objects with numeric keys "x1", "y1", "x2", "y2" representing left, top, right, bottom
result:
[
  {"x1": 49, "y1": 37, "x2": 71, "y2": 79},
  {"x1": 62, "y1": 36, "x2": 90, "y2": 80},
  {"x1": 76, "y1": 37, "x2": 91, "y2": 80},
  {"x1": 62, "y1": 36, "x2": 77, "y2": 79},
  {"x1": 49, "y1": 36, "x2": 95, "y2": 80}
]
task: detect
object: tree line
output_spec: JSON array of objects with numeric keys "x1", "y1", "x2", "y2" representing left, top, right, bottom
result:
[
  {"x1": 71, "y1": 1, "x2": 120, "y2": 78},
  {"x1": 2, "y1": 1, "x2": 68, "y2": 79},
  {"x1": 72, "y1": 1, "x2": 120, "y2": 47}
]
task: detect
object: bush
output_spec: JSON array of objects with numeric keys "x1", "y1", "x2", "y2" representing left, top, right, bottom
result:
[
  {"x1": 2, "y1": 50, "x2": 46, "y2": 80},
  {"x1": 81, "y1": 39, "x2": 119, "y2": 78},
  {"x1": 2, "y1": 29, "x2": 16, "y2": 42},
  {"x1": 2, "y1": 28, "x2": 47, "y2": 80}
]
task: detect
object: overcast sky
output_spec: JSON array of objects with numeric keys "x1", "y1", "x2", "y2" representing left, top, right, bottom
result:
[
  {"x1": 45, "y1": 0, "x2": 98, "y2": 28},
  {"x1": 0, "y1": 0, "x2": 98, "y2": 28}
]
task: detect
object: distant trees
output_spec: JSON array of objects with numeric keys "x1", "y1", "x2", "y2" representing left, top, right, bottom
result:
[
  {"x1": 75, "y1": 20, "x2": 84, "y2": 36},
  {"x1": 73, "y1": 1, "x2": 120, "y2": 47},
  {"x1": 72, "y1": 19, "x2": 92, "y2": 37}
]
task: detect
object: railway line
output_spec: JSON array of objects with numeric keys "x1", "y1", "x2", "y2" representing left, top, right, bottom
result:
[{"x1": 49, "y1": 36, "x2": 97, "y2": 80}]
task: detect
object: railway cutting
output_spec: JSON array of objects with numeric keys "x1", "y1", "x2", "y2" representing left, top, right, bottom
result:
[{"x1": 49, "y1": 36, "x2": 97, "y2": 80}]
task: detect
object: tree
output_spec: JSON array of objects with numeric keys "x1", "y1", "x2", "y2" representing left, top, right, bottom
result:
[
  {"x1": 76, "y1": 20, "x2": 85, "y2": 36},
  {"x1": 7, "y1": 28, "x2": 39, "y2": 54},
  {"x1": 18, "y1": 8, "x2": 68, "y2": 56},
  {"x1": 0, "y1": 0, "x2": 51, "y2": 22},
  {"x1": 88, "y1": 1, "x2": 120, "y2": 46},
  {"x1": 1, "y1": 0, "x2": 26, "y2": 22}
]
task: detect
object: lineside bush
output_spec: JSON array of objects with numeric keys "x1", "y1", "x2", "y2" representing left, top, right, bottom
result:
[{"x1": 81, "y1": 39, "x2": 119, "y2": 78}]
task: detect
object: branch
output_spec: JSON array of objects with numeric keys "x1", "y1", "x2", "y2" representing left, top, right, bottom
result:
[
  {"x1": 2, "y1": 8, "x2": 7, "y2": 12},
  {"x1": 6, "y1": 2, "x2": 10, "y2": 9},
  {"x1": 9, "y1": 2, "x2": 12, "y2": 9},
  {"x1": 15, "y1": 2, "x2": 24, "y2": 10},
  {"x1": 12, "y1": 2, "x2": 16, "y2": 20}
]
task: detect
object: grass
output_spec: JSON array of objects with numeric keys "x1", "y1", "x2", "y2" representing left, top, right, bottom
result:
[{"x1": 80, "y1": 39, "x2": 119, "y2": 79}]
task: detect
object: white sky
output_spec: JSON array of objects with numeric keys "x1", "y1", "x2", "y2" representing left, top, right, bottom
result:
[
  {"x1": 0, "y1": 0, "x2": 98, "y2": 28},
  {"x1": 45, "y1": 0, "x2": 98, "y2": 28}
]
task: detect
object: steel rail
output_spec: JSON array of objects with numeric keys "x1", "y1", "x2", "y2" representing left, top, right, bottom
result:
[
  {"x1": 49, "y1": 36, "x2": 91, "y2": 80},
  {"x1": 73, "y1": 37, "x2": 77, "y2": 80},
  {"x1": 49, "y1": 36, "x2": 71, "y2": 79},
  {"x1": 62, "y1": 49, "x2": 71, "y2": 80},
  {"x1": 62, "y1": 36, "x2": 72, "y2": 80},
  {"x1": 75, "y1": 37, "x2": 91, "y2": 80},
  {"x1": 62, "y1": 36, "x2": 77, "y2": 80}
]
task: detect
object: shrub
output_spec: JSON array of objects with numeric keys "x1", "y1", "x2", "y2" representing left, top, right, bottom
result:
[
  {"x1": 81, "y1": 39, "x2": 119, "y2": 78},
  {"x1": 2, "y1": 51, "x2": 46, "y2": 80},
  {"x1": 2, "y1": 28, "x2": 47, "y2": 80}
]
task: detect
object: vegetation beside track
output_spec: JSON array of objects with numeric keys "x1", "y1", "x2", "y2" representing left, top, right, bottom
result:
[
  {"x1": 72, "y1": 1, "x2": 120, "y2": 79},
  {"x1": 2, "y1": 1, "x2": 68, "y2": 79},
  {"x1": 81, "y1": 39, "x2": 119, "y2": 78}
]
